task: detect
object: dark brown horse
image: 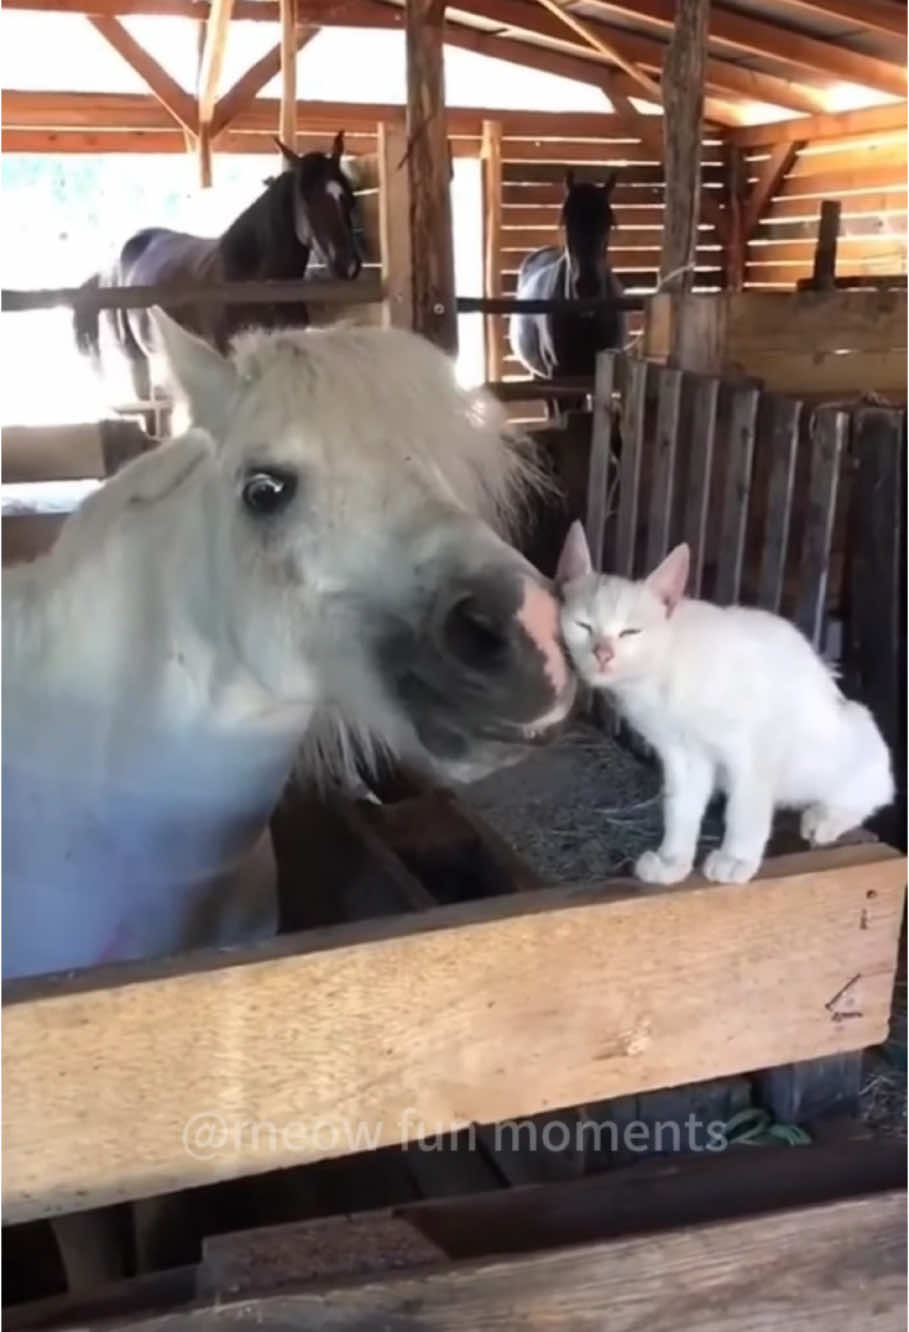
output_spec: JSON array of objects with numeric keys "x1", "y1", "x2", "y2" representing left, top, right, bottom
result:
[{"x1": 74, "y1": 132, "x2": 363, "y2": 403}]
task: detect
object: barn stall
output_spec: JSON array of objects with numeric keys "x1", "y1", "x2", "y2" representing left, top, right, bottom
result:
[{"x1": 2, "y1": 0, "x2": 907, "y2": 1326}]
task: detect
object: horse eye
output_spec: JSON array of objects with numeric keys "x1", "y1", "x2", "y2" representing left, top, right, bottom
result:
[
  {"x1": 620, "y1": 627, "x2": 642, "y2": 637},
  {"x1": 242, "y1": 468, "x2": 297, "y2": 516}
]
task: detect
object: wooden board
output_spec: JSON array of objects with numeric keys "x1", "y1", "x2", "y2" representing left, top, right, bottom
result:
[
  {"x1": 3, "y1": 844, "x2": 904, "y2": 1223},
  {"x1": 40, "y1": 1193, "x2": 908, "y2": 1330}
]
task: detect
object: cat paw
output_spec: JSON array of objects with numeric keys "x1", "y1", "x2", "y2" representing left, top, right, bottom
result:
[
  {"x1": 635, "y1": 850, "x2": 692, "y2": 884},
  {"x1": 702, "y1": 850, "x2": 760, "y2": 884},
  {"x1": 800, "y1": 804, "x2": 858, "y2": 847}
]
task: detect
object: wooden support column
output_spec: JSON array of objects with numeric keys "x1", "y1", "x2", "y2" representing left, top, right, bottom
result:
[
  {"x1": 404, "y1": 0, "x2": 457, "y2": 353},
  {"x1": 481, "y1": 119, "x2": 503, "y2": 383},
  {"x1": 378, "y1": 121, "x2": 414, "y2": 330},
  {"x1": 812, "y1": 199, "x2": 842, "y2": 290},
  {"x1": 722, "y1": 143, "x2": 748, "y2": 292},
  {"x1": 197, "y1": 0, "x2": 235, "y2": 185},
  {"x1": 279, "y1": 0, "x2": 298, "y2": 156},
  {"x1": 660, "y1": 0, "x2": 709, "y2": 360}
]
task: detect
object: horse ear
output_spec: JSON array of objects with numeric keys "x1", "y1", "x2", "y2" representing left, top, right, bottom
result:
[
  {"x1": 273, "y1": 136, "x2": 299, "y2": 167},
  {"x1": 555, "y1": 520, "x2": 593, "y2": 588},
  {"x1": 601, "y1": 172, "x2": 618, "y2": 196},
  {"x1": 150, "y1": 308, "x2": 237, "y2": 438},
  {"x1": 332, "y1": 130, "x2": 345, "y2": 161},
  {"x1": 564, "y1": 168, "x2": 576, "y2": 193}
]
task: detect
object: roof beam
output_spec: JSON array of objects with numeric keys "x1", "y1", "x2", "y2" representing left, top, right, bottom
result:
[
  {"x1": 440, "y1": 0, "x2": 830, "y2": 114},
  {"x1": 210, "y1": 30, "x2": 312, "y2": 136},
  {"x1": 758, "y1": 0, "x2": 907, "y2": 41},
  {"x1": 728, "y1": 101, "x2": 908, "y2": 148},
  {"x1": 582, "y1": 0, "x2": 907, "y2": 97},
  {"x1": 531, "y1": 0, "x2": 661, "y2": 100},
  {"x1": 87, "y1": 15, "x2": 198, "y2": 132}
]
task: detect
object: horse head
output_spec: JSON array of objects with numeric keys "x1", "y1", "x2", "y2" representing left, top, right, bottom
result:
[
  {"x1": 561, "y1": 170, "x2": 618, "y2": 302},
  {"x1": 273, "y1": 131, "x2": 362, "y2": 281}
]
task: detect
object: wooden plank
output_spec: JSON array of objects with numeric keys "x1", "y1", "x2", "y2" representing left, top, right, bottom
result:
[
  {"x1": 3, "y1": 845, "x2": 904, "y2": 1222},
  {"x1": 742, "y1": 142, "x2": 800, "y2": 238},
  {"x1": 534, "y1": 0, "x2": 662, "y2": 101},
  {"x1": 757, "y1": 395, "x2": 802, "y2": 613},
  {"x1": 482, "y1": 119, "x2": 504, "y2": 382},
  {"x1": 730, "y1": 101, "x2": 909, "y2": 149},
  {"x1": 377, "y1": 122, "x2": 412, "y2": 330},
  {"x1": 757, "y1": 213, "x2": 908, "y2": 242},
  {"x1": 1, "y1": 127, "x2": 376, "y2": 154},
  {"x1": 87, "y1": 17, "x2": 198, "y2": 134},
  {"x1": 660, "y1": 0, "x2": 709, "y2": 302},
  {"x1": 405, "y1": 0, "x2": 456, "y2": 351},
  {"x1": 646, "y1": 366, "x2": 683, "y2": 565},
  {"x1": 750, "y1": 235, "x2": 908, "y2": 264},
  {"x1": 794, "y1": 408, "x2": 848, "y2": 648},
  {"x1": 715, "y1": 384, "x2": 759, "y2": 604},
  {"x1": 615, "y1": 355, "x2": 648, "y2": 577},
  {"x1": 682, "y1": 374, "x2": 719, "y2": 596},
  {"x1": 776, "y1": 0, "x2": 906, "y2": 39},
  {"x1": 729, "y1": 349, "x2": 908, "y2": 396},
  {"x1": 768, "y1": 190, "x2": 907, "y2": 222},
  {"x1": 277, "y1": 0, "x2": 296, "y2": 152},
  {"x1": 779, "y1": 163, "x2": 908, "y2": 199},
  {"x1": 585, "y1": 352, "x2": 618, "y2": 571},
  {"x1": 52, "y1": 1193, "x2": 909, "y2": 1329},
  {"x1": 3, "y1": 277, "x2": 383, "y2": 314},
  {"x1": 788, "y1": 140, "x2": 908, "y2": 176},
  {"x1": 197, "y1": 0, "x2": 236, "y2": 184}
]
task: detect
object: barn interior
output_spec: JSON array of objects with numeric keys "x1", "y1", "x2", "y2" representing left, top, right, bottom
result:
[{"x1": 2, "y1": 0, "x2": 908, "y2": 1326}]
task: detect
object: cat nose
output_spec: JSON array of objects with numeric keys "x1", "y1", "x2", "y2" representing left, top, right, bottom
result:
[{"x1": 593, "y1": 638, "x2": 614, "y2": 667}]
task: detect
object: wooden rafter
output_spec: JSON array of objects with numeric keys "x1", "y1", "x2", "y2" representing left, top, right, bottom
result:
[
  {"x1": 279, "y1": 0, "x2": 298, "y2": 153},
  {"x1": 729, "y1": 101, "x2": 908, "y2": 148},
  {"x1": 197, "y1": 0, "x2": 236, "y2": 182},
  {"x1": 742, "y1": 141, "x2": 802, "y2": 237},
  {"x1": 778, "y1": 0, "x2": 907, "y2": 39},
  {"x1": 210, "y1": 31, "x2": 311, "y2": 137},
  {"x1": 531, "y1": 0, "x2": 662, "y2": 102},
  {"x1": 583, "y1": 0, "x2": 907, "y2": 97},
  {"x1": 88, "y1": 15, "x2": 198, "y2": 132}
]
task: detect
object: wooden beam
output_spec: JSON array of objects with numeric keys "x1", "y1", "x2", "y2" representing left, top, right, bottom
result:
[
  {"x1": 377, "y1": 121, "x2": 413, "y2": 328},
  {"x1": 210, "y1": 31, "x2": 310, "y2": 138},
  {"x1": 742, "y1": 142, "x2": 801, "y2": 238},
  {"x1": 811, "y1": 198, "x2": 843, "y2": 288},
  {"x1": 197, "y1": 0, "x2": 235, "y2": 184},
  {"x1": 582, "y1": 0, "x2": 907, "y2": 97},
  {"x1": 753, "y1": 0, "x2": 907, "y2": 41},
  {"x1": 532, "y1": 0, "x2": 662, "y2": 102},
  {"x1": 278, "y1": 0, "x2": 297, "y2": 153},
  {"x1": 722, "y1": 143, "x2": 748, "y2": 290},
  {"x1": 2, "y1": 127, "x2": 376, "y2": 154},
  {"x1": 482, "y1": 119, "x2": 504, "y2": 381},
  {"x1": 660, "y1": 0, "x2": 709, "y2": 305},
  {"x1": 404, "y1": 0, "x2": 457, "y2": 351},
  {"x1": 3, "y1": 844, "x2": 904, "y2": 1222},
  {"x1": 728, "y1": 101, "x2": 908, "y2": 149},
  {"x1": 87, "y1": 16, "x2": 198, "y2": 133}
]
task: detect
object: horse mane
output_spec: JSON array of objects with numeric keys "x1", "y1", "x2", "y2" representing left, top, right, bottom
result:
[{"x1": 225, "y1": 323, "x2": 545, "y2": 539}]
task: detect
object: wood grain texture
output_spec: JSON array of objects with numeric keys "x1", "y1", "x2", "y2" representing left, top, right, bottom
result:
[
  {"x1": 377, "y1": 122, "x2": 413, "y2": 330},
  {"x1": 482, "y1": 119, "x2": 504, "y2": 382},
  {"x1": 660, "y1": 0, "x2": 709, "y2": 300},
  {"x1": 3, "y1": 845, "x2": 904, "y2": 1223},
  {"x1": 48, "y1": 1193, "x2": 909, "y2": 1330}
]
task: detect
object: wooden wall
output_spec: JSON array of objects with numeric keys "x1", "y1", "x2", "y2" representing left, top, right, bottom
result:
[{"x1": 744, "y1": 128, "x2": 907, "y2": 289}]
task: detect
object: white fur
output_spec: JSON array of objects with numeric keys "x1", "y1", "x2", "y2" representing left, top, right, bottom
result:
[
  {"x1": 558, "y1": 522, "x2": 894, "y2": 885},
  {"x1": 3, "y1": 320, "x2": 568, "y2": 980}
]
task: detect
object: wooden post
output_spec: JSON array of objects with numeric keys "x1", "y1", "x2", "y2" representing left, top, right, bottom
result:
[
  {"x1": 404, "y1": 0, "x2": 457, "y2": 353},
  {"x1": 660, "y1": 0, "x2": 709, "y2": 361},
  {"x1": 722, "y1": 143, "x2": 747, "y2": 292},
  {"x1": 377, "y1": 121, "x2": 414, "y2": 330},
  {"x1": 196, "y1": 0, "x2": 235, "y2": 187},
  {"x1": 279, "y1": 0, "x2": 298, "y2": 156},
  {"x1": 812, "y1": 199, "x2": 842, "y2": 290},
  {"x1": 482, "y1": 119, "x2": 503, "y2": 383}
]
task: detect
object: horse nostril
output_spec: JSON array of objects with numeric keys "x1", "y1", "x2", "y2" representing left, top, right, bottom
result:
[{"x1": 442, "y1": 594, "x2": 511, "y2": 671}]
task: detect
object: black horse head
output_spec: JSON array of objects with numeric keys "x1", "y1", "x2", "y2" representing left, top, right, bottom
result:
[
  {"x1": 272, "y1": 130, "x2": 363, "y2": 280},
  {"x1": 560, "y1": 170, "x2": 617, "y2": 301}
]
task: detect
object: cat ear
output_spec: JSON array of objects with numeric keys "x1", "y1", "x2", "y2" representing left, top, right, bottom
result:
[
  {"x1": 555, "y1": 520, "x2": 593, "y2": 587},
  {"x1": 646, "y1": 543, "x2": 690, "y2": 614}
]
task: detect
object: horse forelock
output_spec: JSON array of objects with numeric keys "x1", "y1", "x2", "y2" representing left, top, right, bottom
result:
[{"x1": 223, "y1": 325, "x2": 543, "y2": 538}]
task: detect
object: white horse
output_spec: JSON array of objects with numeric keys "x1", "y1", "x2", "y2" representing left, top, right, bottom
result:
[{"x1": 3, "y1": 316, "x2": 576, "y2": 985}]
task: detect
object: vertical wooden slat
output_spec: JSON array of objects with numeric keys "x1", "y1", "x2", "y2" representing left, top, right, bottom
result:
[
  {"x1": 585, "y1": 352, "x2": 618, "y2": 573},
  {"x1": 812, "y1": 199, "x2": 841, "y2": 290},
  {"x1": 481, "y1": 119, "x2": 503, "y2": 383},
  {"x1": 377, "y1": 122, "x2": 413, "y2": 330},
  {"x1": 757, "y1": 395, "x2": 802, "y2": 614},
  {"x1": 683, "y1": 374, "x2": 719, "y2": 597},
  {"x1": 715, "y1": 384, "x2": 759, "y2": 605},
  {"x1": 615, "y1": 357, "x2": 648, "y2": 579},
  {"x1": 646, "y1": 367, "x2": 683, "y2": 568},
  {"x1": 794, "y1": 407, "x2": 848, "y2": 647},
  {"x1": 278, "y1": 0, "x2": 297, "y2": 153}
]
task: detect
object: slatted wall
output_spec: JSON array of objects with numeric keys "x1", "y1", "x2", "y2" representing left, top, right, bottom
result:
[{"x1": 745, "y1": 127, "x2": 907, "y2": 288}]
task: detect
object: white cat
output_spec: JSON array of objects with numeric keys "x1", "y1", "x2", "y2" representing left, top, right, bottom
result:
[{"x1": 556, "y1": 521, "x2": 894, "y2": 885}]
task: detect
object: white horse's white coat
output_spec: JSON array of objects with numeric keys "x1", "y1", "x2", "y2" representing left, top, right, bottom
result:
[{"x1": 3, "y1": 319, "x2": 574, "y2": 980}]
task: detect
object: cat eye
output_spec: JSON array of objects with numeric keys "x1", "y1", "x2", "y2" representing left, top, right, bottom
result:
[
  {"x1": 620, "y1": 628, "x2": 642, "y2": 637},
  {"x1": 575, "y1": 620, "x2": 593, "y2": 634},
  {"x1": 242, "y1": 467, "x2": 298, "y2": 516}
]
